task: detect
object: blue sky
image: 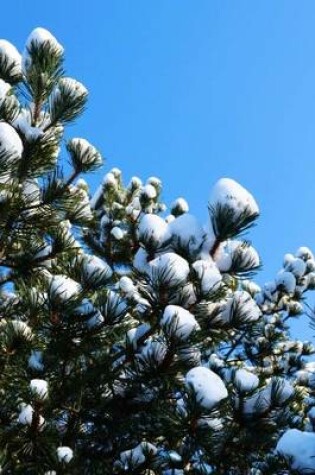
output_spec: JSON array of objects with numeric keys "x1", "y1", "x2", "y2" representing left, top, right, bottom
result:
[{"x1": 2, "y1": 1, "x2": 315, "y2": 339}]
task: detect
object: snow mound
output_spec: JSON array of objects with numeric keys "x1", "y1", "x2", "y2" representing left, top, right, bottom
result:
[
  {"x1": 276, "y1": 429, "x2": 315, "y2": 472},
  {"x1": 192, "y1": 259, "x2": 222, "y2": 294},
  {"x1": 168, "y1": 214, "x2": 206, "y2": 254},
  {"x1": 0, "y1": 79, "x2": 11, "y2": 100},
  {"x1": 161, "y1": 305, "x2": 200, "y2": 341},
  {"x1": 215, "y1": 240, "x2": 260, "y2": 272},
  {"x1": 210, "y1": 178, "x2": 259, "y2": 217},
  {"x1": 25, "y1": 27, "x2": 64, "y2": 54},
  {"x1": 185, "y1": 366, "x2": 228, "y2": 410},
  {"x1": 276, "y1": 271, "x2": 296, "y2": 293},
  {"x1": 234, "y1": 369, "x2": 259, "y2": 393},
  {"x1": 82, "y1": 254, "x2": 112, "y2": 284},
  {"x1": 149, "y1": 252, "x2": 190, "y2": 287},
  {"x1": 0, "y1": 122, "x2": 23, "y2": 160},
  {"x1": 30, "y1": 379, "x2": 48, "y2": 399},
  {"x1": 50, "y1": 275, "x2": 81, "y2": 301},
  {"x1": 119, "y1": 442, "x2": 157, "y2": 469},
  {"x1": 68, "y1": 138, "x2": 102, "y2": 169},
  {"x1": 223, "y1": 291, "x2": 261, "y2": 324},
  {"x1": 138, "y1": 214, "x2": 171, "y2": 248},
  {"x1": 13, "y1": 109, "x2": 44, "y2": 141},
  {"x1": 0, "y1": 39, "x2": 22, "y2": 77},
  {"x1": 57, "y1": 446, "x2": 73, "y2": 463}
]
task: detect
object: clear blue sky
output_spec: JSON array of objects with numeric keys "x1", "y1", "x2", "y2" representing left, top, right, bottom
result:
[{"x1": 2, "y1": 1, "x2": 315, "y2": 339}]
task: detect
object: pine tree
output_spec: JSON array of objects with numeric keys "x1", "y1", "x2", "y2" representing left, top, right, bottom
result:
[{"x1": 0, "y1": 28, "x2": 314, "y2": 474}]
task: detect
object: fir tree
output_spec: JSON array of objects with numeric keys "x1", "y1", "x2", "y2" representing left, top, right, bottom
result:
[{"x1": 0, "y1": 28, "x2": 314, "y2": 474}]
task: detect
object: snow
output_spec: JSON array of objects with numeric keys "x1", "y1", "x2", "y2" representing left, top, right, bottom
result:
[
  {"x1": 296, "y1": 246, "x2": 314, "y2": 261},
  {"x1": 28, "y1": 350, "x2": 44, "y2": 371},
  {"x1": 196, "y1": 416, "x2": 224, "y2": 431},
  {"x1": 25, "y1": 28, "x2": 64, "y2": 54},
  {"x1": 57, "y1": 446, "x2": 74, "y2": 463},
  {"x1": 54, "y1": 77, "x2": 88, "y2": 102},
  {"x1": 177, "y1": 346, "x2": 201, "y2": 365},
  {"x1": 111, "y1": 226, "x2": 125, "y2": 240},
  {"x1": 192, "y1": 259, "x2": 222, "y2": 294},
  {"x1": 21, "y1": 179, "x2": 41, "y2": 205},
  {"x1": 0, "y1": 39, "x2": 22, "y2": 77},
  {"x1": 284, "y1": 256, "x2": 306, "y2": 278},
  {"x1": 0, "y1": 122, "x2": 23, "y2": 160},
  {"x1": 103, "y1": 172, "x2": 117, "y2": 187},
  {"x1": 69, "y1": 186, "x2": 93, "y2": 221},
  {"x1": 149, "y1": 252, "x2": 190, "y2": 287},
  {"x1": 76, "y1": 178, "x2": 89, "y2": 191},
  {"x1": 242, "y1": 384, "x2": 272, "y2": 414},
  {"x1": 161, "y1": 305, "x2": 200, "y2": 341},
  {"x1": 138, "y1": 214, "x2": 170, "y2": 247},
  {"x1": 90, "y1": 183, "x2": 104, "y2": 209},
  {"x1": 276, "y1": 271, "x2": 296, "y2": 293},
  {"x1": 127, "y1": 176, "x2": 142, "y2": 192},
  {"x1": 127, "y1": 323, "x2": 151, "y2": 349},
  {"x1": 277, "y1": 379, "x2": 294, "y2": 404},
  {"x1": 171, "y1": 197, "x2": 189, "y2": 214},
  {"x1": 13, "y1": 109, "x2": 44, "y2": 140},
  {"x1": 119, "y1": 442, "x2": 157, "y2": 469},
  {"x1": 165, "y1": 214, "x2": 175, "y2": 224},
  {"x1": 146, "y1": 176, "x2": 161, "y2": 188},
  {"x1": 74, "y1": 299, "x2": 104, "y2": 328},
  {"x1": 30, "y1": 379, "x2": 48, "y2": 399},
  {"x1": 242, "y1": 280, "x2": 261, "y2": 296},
  {"x1": 119, "y1": 276, "x2": 135, "y2": 294},
  {"x1": 185, "y1": 366, "x2": 228, "y2": 410},
  {"x1": 223, "y1": 291, "x2": 261, "y2": 324},
  {"x1": 139, "y1": 339, "x2": 168, "y2": 366},
  {"x1": 110, "y1": 167, "x2": 122, "y2": 178},
  {"x1": 215, "y1": 240, "x2": 260, "y2": 272},
  {"x1": 162, "y1": 470, "x2": 184, "y2": 475},
  {"x1": 234, "y1": 369, "x2": 259, "y2": 393},
  {"x1": 168, "y1": 214, "x2": 206, "y2": 254},
  {"x1": 276, "y1": 429, "x2": 315, "y2": 472},
  {"x1": 134, "y1": 248, "x2": 151, "y2": 274},
  {"x1": 18, "y1": 404, "x2": 33, "y2": 425},
  {"x1": 105, "y1": 290, "x2": 128, "y2": 323},
  {"x1": 50, "y1": 275, "x2": 81, "y2": 301},
  {"x1": 11, "y1": 320, "x2": 33, "y2": 340},
  {"x1": 210, "y1": 178, "x2": 259, "y2": 217},
  {"x1": 142, "y1": 184, "x2": 157, "y2": 199},
  {"x1": 82, "y1": 254, "x2": 112, "y2": 284},
  {"x1": 68, "y1": 138, "x2": 102, "y2": 168},
  {"x1": 0, "y1": 79, "x2": 11, "y2": 100}
]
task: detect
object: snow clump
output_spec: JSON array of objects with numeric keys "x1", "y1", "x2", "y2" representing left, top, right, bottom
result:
[
  {"x1": 138, "y1": 214, "x2": 171, "y2": 248},
  {"x1": 185, "y1": 366, "x2": 228, "y2": 410},
  {"x1": 30, "y1": 379, "x2": 48, "y2": 399},
  {"x1": 210, "y1": 178, "x2": 259, "y2": 218},
  {"x1": 119, "y1": 442, "x2": 157, "y2": 469},
  {"x1": 160, "y1": 305, "x2": 200, "y2": 341},
  {"x1": 0, "y1": 122, "x2": 23, "y2": 161},
  {"x1": 57, "y1": 446, "x2": 74, "y2": 463},
  {"x1": 276, "y1": 429, "x2": 315, "y2": 472},
  {"x1": 192, "y1": 259, "x2": 222, "y2": 294},
  {"x1": 0, "y1": 39, "x2": 22, "y2": 77},
  {"x1": 149, "y1": 252, "x2": 190, "y2": 287},
  {"x1": 25, "y1": 27, "x2": 63, "y2": 55},
  {"x1": 50, "y1": 275, "x2": 81, "y2": 302},
  {"x1": 234, "y1": 369, "x2": 259, "y2": 393}
]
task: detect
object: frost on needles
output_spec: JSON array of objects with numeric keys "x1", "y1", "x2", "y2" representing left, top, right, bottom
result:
[{"x1": 0, "y1": 27, "x2": 314, "y2": 475}]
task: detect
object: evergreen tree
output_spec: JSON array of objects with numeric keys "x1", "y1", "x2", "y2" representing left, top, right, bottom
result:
[{"x1": 0, "y1": 28, "x2": 314, "y2": 474}]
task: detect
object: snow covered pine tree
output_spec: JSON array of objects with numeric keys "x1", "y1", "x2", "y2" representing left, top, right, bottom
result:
[{"x1": 0, "y1": 28, "x2": 314, "y2": 475}]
